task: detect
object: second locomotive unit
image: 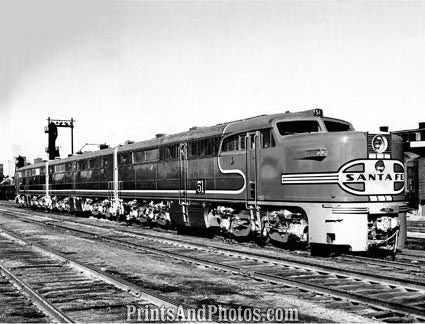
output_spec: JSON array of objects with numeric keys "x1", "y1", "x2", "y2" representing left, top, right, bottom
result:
[{"x1": 15, "y1": 109, "x2": 407, "y2": 255}]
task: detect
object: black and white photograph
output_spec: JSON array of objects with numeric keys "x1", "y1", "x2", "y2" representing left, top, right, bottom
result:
[{"x1": 1, "y1": 0, "x2": 425, "y2": 323}]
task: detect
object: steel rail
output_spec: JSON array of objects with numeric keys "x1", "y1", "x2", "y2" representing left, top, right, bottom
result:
[
  {"x1": 3, "y1": 212, "x2": 424, "y2": 321},
  {"x1": 0, "y1": 228, "x2": 181, "y2": 310},
  {"x1": 0, "y1": 226, "x2": 220, "y2": 324},
  {"x1": 3, "y1": 203, "x2": 425, "y2": 267},
  {"x1": 12, "y1": 208, "x2": 424, "y2": 290},
  {"x1": 85, "y1": 233, "x2": 425, "y2": 320},
  {"x1": 337, "y1": 253, "x2": 425, "y2": 271},
  {"x1": 48, "y1": 224, "x2": 425, "y2": 319},
  {"x1": 2, "y1": 205, "x2": 425, "y2": 321},
  {"x1": 3, "y1": 206, "x2": 424, "y2": 284},
  {"x1": 0, "y1": 262, "x2": 74, "y2": 323},
  {"x1": 107, "y1": 226, "x2": 425, "y2": 286}
]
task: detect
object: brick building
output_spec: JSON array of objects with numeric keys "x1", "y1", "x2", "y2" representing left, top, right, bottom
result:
[{"x1": 393, "y1": 123, "x2": 425, "y2": 214}]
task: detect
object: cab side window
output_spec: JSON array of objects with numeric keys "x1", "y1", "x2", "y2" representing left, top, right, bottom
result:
[
  {"x1": 188, "y1": 136, "x2": 221, "y2": 158},
  {"x1": 78, "y1": 160, "x2": 87, "y2": 170},
  {"x1": 222, "y1": 133, "x2": 246, "y2": 152},
  {"x1": 159, "y1": 144, "x2": 179, "y2": 161},
  {"x1": 133, "y1": 148, "x2": 158, "y2": 163},
  {"x1": 89, "y1": 158, "x2": 100, "y2": 169},
  {"x1": 118, "y1": 152, "x2": 132, "y2": 165}
]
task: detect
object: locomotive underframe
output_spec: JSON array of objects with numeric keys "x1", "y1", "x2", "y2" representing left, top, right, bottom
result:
[{"x1": 16, "y1": 193, "x2": 407, "y2": 254}]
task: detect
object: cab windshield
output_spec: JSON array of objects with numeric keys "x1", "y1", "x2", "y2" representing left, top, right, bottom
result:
[
  {"x1": 276, "y1": 120, "x2": 321, "y2": 136},
  {"x1": 276, "y1": 119, "x2": 353, "y2": 136},
  {"x1": 323, "y1": 120, "x2": 353, "y2": 132}
]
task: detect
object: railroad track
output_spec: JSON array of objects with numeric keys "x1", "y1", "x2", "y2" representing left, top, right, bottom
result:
[
  {"x1": 58, "y1": 218, "x2": 425, "y2": 282},
  {"x1": 0, "y1": 267, "x2": 50, "y2": 323},
  {"x1": 3, "y1": 201, "x2": 425, "y2": 262},
  {"x1": 0, "y1": 225, "x2": 187, "y2": 323},
  {"x1": 3, "y1": 203, "x2": 425, "y2": 268},
  {"x1": 3, "y1": 205, "x2": 424, "y2": 281},
  {"x1": 401, "y1": 249, "x2": 425, "y2": 263},
  {"x1": 1, "y1": 206, "x2": 425, "y2": 322},
  {"x1": 406, "y1": 234, "x2": 425, "y2": 251},
  {"x1": 406, "y1": 218, "x2": 425, "y2": 250},
  {"x1": 407, "y1": 219, "x2": 425, "y2": 233}
]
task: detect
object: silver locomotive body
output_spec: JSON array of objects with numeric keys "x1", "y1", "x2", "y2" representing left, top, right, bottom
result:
[
  {"x1": 216, "y1": 109, "x2": 406, "y2": 253},
  {"x1": 15, "y1": 109, "x2": 407, "y2": 254}
]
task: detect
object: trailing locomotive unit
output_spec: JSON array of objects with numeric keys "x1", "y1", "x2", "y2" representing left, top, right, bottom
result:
[{"x1": 15, "y1": 109, "x2": 407, "y2": 255}]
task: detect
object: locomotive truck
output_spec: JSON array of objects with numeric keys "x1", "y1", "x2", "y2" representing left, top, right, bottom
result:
[{"x1": 15, "y1": 109, "x2": 407, "y2": 255}]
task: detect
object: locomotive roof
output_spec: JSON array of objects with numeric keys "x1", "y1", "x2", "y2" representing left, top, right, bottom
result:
[
  {"x1": 18, "y1": 109, "x2": 350, "y2": 171},
  {"x1": 118, "y1": 123, "x2": 227, "y2": 153},
  {"x1": 222, "y1": 110, "x2": 351, "y2": 134}
]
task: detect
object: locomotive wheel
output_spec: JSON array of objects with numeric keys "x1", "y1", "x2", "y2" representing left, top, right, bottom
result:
[
  {"x1": 286, "y1": 234, "x2": 300, "y2": 250},
  {"x1": 231, "y1": 230, "x2": 251, "y2": 241},
  {"x1": 254, "y1": 234, "x2": 269, "y2": 246},
  {"x1": 117, "y1": 214, "x2": 127, "y2": 222},
  {"x1": 156, "y1": 217, "x2": 170, "y2": 228},
  {"x1": 157, "y1": 220, "x2": 169, "y2": 228},
  {"x1": 106, "y1": 212, "x2": 116, "y2": 221}
]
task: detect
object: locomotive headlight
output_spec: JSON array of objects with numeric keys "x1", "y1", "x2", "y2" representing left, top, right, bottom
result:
[
  {"x1": 371, "y1": 135, "x2": 388, "y2": 153},
  {"x1": 375, "y1": 160, "x2": 385, "y2": 172}
]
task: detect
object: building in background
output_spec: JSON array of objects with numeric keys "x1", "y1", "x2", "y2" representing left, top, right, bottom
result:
[
  {"x1": 7, "y1": 159, "x2": 15, "y2": 178},
  {"x1": 393, "y1": 123, "x2": 425, "y2": 216}
]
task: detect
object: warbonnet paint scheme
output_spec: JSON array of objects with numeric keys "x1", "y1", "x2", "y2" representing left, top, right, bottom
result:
[{"x1": 15, "y1": 109, "x2": 407, "y2": 255}]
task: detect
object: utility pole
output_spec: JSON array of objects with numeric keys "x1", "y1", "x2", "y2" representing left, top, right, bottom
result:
[{"x1": 71, "y1": 118, "x2": 74, "y2": 155}]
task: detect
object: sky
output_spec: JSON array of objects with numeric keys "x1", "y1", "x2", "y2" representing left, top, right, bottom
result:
[{"x1": 1, "y1": 0, "x2": 425, "y2": 175}]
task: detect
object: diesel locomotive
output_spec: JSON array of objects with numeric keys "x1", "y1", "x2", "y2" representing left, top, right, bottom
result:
[
  {"x1": 0, "y1": 179, "x2": 15, "y2": 201},
  {"x1": 15, "y1": 109, "x2": 408, "y2": 255}
]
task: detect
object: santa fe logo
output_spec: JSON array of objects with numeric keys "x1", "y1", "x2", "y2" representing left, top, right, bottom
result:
[{"x1": 281, "y1": 159, "x2": 405, "y2": 196}]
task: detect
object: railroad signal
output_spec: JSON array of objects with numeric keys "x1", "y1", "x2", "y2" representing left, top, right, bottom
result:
[
  {"x1": 44, "y1": 118, "x2": 75, "y2": 160},
  {"x1": 15, "y1": 156, "x2": 25, "y2": 168}
]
